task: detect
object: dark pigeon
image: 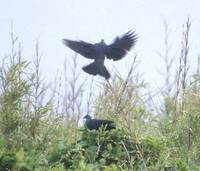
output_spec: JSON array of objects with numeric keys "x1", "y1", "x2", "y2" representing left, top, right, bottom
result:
[
  {"x1": 62, "y1": 31, "x2": 137, "y2": 79},
  {"x1": 83, "y1": 115, "x2": 115, "y2": 131}
]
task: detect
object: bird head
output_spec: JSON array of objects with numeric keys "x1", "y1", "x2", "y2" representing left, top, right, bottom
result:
[
  {"x1": 83, "y1": 115, "x2": 92, "y2": 121},
  {"x1": 100, "y1": 39, "x2": 107, "y2": 50},
  {"x1": 83, "y1": 115, "x2": 92, "y2": 126},
  {"x1": 100, "y1": 39, "x2": 106, "y2": 45}
]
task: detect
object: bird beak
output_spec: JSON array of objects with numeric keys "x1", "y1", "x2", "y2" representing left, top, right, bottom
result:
[{"x1": 83, "y1": 117, "x2": 87, "y2": 124}]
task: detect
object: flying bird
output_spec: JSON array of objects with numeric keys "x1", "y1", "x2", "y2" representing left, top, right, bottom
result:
[
  {"x1": 83, "y1": 115, "x2": 115, "y2": 131},
  {"x1": 62, "y1": 31, "x2": 137, "y2": 79}
]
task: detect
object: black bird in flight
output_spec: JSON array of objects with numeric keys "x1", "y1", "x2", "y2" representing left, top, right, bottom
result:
[
  {"x1": 62, "y1": 31, "x2": 137, "y2": 79},
  {"x1": 83, "y1": 115, "x2": 115, "y2": 131}
]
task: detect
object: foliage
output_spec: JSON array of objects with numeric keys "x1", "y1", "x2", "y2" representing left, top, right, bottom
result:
[
  {"x1": 1, "y1": 19, "x2": 200, "y2": 170},
  {"x1": 47, "y1": 127, "x2": 167, "y2": 170}
]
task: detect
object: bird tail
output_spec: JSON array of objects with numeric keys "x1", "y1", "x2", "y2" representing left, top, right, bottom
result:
[
  {"x1": 82, "y1": 62, "x2": 98, "y2": 76},
  {"x1": 82, "y1": 62, "x2": 110, "y2": 79}
]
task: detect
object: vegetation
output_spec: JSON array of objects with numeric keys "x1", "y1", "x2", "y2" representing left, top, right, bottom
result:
[{"x1": 1, "y1": 19, "x2": 200, "y2": 170}]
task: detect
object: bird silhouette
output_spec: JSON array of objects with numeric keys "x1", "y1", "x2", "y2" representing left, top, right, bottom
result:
[
  {"x1": 83, "y1": 115, "x2": 115, "y2": 130},
  {"x1": 62, "y1": 31, "x2": 137, "y2": 79}
]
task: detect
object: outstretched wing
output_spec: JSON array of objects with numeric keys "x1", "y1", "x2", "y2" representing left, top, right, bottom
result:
[
  {"x1": 105, "y1": 31, "x2": 138, "y2": 61},
  {"x1": 62, "y1": 39, "x2": 96, "y2": 59}
]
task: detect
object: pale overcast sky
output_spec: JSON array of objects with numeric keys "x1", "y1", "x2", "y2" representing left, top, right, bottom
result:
[{"x1": 0, "y1": 0, "x2": 200, "y2": 90}]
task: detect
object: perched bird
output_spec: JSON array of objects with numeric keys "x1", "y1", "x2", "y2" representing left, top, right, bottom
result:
[
  {"x1": 62, "y1": 31, "x2": 137, "y2": 79},
  {"x1": 83, "y1": 115, "x2": 115, "y2": 131}
]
